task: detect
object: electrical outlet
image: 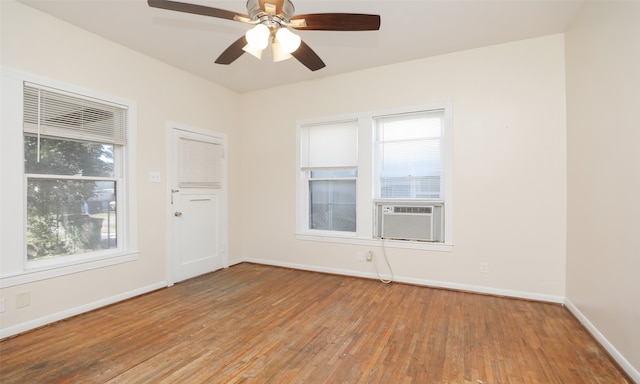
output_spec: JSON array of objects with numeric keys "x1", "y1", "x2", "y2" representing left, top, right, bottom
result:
[
  {"x1": 0, "y1": 298, "x2": 5, "y2": 313},
  {"x1": 356, "y1": 251, "x2": 365, "y2": 262},
  {"x1": 480, "y1": 263, "x2": 489, "y2": 274}
]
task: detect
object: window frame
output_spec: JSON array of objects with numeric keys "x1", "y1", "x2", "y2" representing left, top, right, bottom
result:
[
  {"x1": 296, "y1": 104, "x2": 453, "y2": 251},
  {"x1": 0, "y1": 68, "x2": 139, "y2": 288}
]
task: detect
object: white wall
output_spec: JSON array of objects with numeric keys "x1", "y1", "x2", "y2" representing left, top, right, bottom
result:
[
  {"x1": 565, "y1": 1, "x2": 640, "y2": 380},
  {"x1": 3, "y1": 1, "x2": 637, "y2": 378},
  {"x1": 0, "y1": 1, "x2": 243, "y2": 334},
  {"x1": 240, "y1": 34, "x2": 567, "y2": 301}
]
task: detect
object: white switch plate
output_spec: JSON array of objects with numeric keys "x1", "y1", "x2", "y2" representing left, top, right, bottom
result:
[{"x1": 148, "y1": 171, "x2": 161, "y2": 183}]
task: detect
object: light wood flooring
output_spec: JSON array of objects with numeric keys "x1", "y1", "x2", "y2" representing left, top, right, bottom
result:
[{"x1": 0, "y1": 263, "x2": 632, "y2": 383}]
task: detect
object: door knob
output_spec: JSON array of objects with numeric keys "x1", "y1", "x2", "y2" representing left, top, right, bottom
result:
[{"x1": 174, "y1": 211, "x2": 182, "y2": 217}]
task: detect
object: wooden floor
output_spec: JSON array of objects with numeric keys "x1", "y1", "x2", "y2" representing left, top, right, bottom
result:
[{"x1": 0, "y1": 263, "x2": 631, "y2": 383}]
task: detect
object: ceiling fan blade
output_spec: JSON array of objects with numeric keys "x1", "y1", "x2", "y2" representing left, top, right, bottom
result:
[
  {"x1": 215, "y1": 36, "x2": 248, "y2": 65},
  {"x1": 291, "y1": 41, "x2": 325, "y2": 71},
  {"x1": 290, "y1": 13, "x2": 381, "y2": 31},
  {"x1": 148, "y1": 0, "x2": 250, "y2": 22}
]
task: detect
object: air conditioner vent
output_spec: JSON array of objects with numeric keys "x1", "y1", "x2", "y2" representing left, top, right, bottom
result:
[
  {"x1": 392, "y1": 206, "x2": 432, "y2": 214},
  {"x1": 376, "y1": 202, "x2": 444, "y2": 242}
]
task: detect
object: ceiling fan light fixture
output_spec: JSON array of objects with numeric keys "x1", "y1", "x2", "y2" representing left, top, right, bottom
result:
[
  {"x1": 271, "y1": 41, "x2": 293, "y2": 62},
  {"x1": 245, "y1": 24, "x2": 270, "y2": 50},
  {"x1": 242, "y1": 44, "x2": 263, "y2": 60},
  {"x1": 275, "y1": 27, "x2": 301, "y2": 54}
]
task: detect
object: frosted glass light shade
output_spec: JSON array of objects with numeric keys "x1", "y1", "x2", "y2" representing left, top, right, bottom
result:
[
  {"x1": 275, "y1": 28, "x2": 301, "y2": 53},
  {"x1": 246, "y1": 24, "x2": 270, "y2": 50},
  {"x1": 242, "y1": 44, "x2": 263, "y2": 59},
  {"x1": 271, "y1": 41, "x2": 292, "y2": 62}
]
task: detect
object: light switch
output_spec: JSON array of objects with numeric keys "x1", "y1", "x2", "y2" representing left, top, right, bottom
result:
[{"x1": 148, "y1": 171, "x2": 161, "y2": 183}]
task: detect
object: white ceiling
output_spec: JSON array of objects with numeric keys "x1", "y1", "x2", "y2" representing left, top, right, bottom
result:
[{"x1": 18, "y1": 0, "x2": 584, "y2": 93}]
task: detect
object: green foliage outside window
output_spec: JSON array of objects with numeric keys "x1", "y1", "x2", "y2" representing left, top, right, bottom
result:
[{"x1": 24, "y1": 135, "x2": 116, "y2": 260}]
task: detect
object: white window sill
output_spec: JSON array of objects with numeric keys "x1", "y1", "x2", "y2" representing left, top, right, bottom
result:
[
  {"x1": 0, "y1": 250, "x2": 139, "y2": 288},
  {"x1": 295, "y1": 233, "x2": 453, "y2": 252}
]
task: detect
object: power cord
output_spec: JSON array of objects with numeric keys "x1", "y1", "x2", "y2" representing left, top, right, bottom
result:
[{"x1": 369, "y1": 240, "x2": 393, "y2": 284}]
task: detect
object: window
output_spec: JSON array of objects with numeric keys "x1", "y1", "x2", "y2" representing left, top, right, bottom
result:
[
  {"x1": 23, "y1": 84, "x2": 127, "y2": 264},
  {"x1": 299, "y1": 120, "x2": 358, "y2": 234},
  {"x1": 296, "y1": 105, "x2": 452, "y2": 248},
  {"x1": 375, "y1": 110, "x2": 444, "y2": 200},
  {"x1": 0, "y1": 69, "x2": 138, "y2": 285}
]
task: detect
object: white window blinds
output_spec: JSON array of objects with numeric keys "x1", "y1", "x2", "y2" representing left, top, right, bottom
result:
[
  {"x1": 23, "y1": 83, "x2": 127, "y2": 145},
  {"x1": 300, "y1": 120, "x2": 358, "y2": 169},
  {"x1": 179, "y1": 138, "x2": 223, "y2": 188}
]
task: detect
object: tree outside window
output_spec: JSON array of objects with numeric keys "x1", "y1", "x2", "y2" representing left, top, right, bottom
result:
[{"x1": 24, "y1": 135, "x2": 118, "y2": 260}]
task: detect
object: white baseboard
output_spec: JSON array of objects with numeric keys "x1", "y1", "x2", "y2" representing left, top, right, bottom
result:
[
  {"x1": 228, "y1": 259, "x2": 244, "y2": 267},
  {"x1": 0, "y1": 281, "x2": 167, "y2": 339},
  {"x1": 242, "y1": 257, "x2": 564, "y2": 303},
  {"x1": 565, "y1": 298, "x2": 640, "y2": 383}
]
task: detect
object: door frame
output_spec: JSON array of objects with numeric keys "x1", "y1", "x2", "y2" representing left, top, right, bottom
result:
[{"x1": 166, "y1": 121, "x2": 228, "y2": 286}]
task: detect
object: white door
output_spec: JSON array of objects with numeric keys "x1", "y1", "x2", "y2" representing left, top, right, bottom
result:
[{"x1": 170, "y1": 126, "x2": 227, "y2": 283}]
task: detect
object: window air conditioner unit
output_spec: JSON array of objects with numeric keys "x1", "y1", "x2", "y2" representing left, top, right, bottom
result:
[{"x1": 381, "y1": 205, "x2": 434, "y2": 242}]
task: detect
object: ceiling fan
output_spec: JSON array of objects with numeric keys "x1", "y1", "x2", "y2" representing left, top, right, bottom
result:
[{"x1": 148, "y1": 0, "x2": 381, "y2": 71}]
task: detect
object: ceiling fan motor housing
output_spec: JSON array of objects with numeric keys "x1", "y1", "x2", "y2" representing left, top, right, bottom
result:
[{"x1": 246, "y1": 0, "x2": 295, "y2": 22}]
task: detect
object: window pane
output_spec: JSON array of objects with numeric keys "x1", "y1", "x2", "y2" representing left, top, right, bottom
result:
[
  {"x1": 377, "y1": 110, "x2": 443, "y2": 200},
  {"x1": 381, "y1": 176, "x2": 441, "y2": 199},
  {"x1": 309, "y1": 180, "x2": 356, "y2": 232},
  {"x1": 26, "y1": 179, "x2": 117, "y2": 260},
  {"x1": 24, "y1": 135, "x2": 114, "y2": 177},
  {"x1": 380, "y1": 139, "x2": 441, "y2": 178}
]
